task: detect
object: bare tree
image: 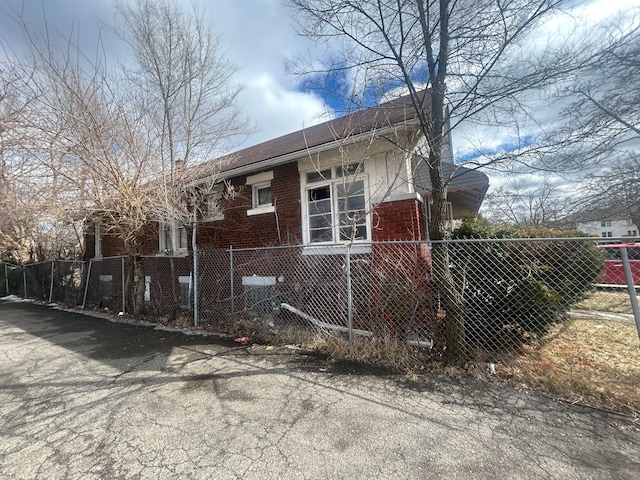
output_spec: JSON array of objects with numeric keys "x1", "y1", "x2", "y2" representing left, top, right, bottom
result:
[
  {"x1": 113, "y1": 0, "x2": 246, "y2": 314},
  {"x1": 1, "y1": 42, "x2": 82, "y2": 262},
  {"x1": 546, "y1": 14, "x2": 640, "y2": 228},
  {"x1": 482, "y1": 177, "x2": 571, "y2": 227},
  {"x1": 6, "y1": 0, "x2": 245, "y2": 313},
  {"x1": 289, "y1": 0, "x2": 594, "y2": 363}
]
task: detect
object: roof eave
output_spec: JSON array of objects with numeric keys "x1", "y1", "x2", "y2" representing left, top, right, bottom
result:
[{"x1": 187, "y1": 118, "x2": 422, "y2": 187}]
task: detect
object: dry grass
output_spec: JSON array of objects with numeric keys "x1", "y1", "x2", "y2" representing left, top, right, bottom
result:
[
  {"x1": 190, "y1": 306, "x2": 640, "y2": 416},
  {"x1": 576, "y1": 290, "x2": 638, "y2": 315},
  {"x1": 495, "y1": 317, "x2": 640, "y2": 417}
]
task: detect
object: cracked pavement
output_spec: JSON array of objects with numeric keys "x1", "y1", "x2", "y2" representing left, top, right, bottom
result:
[{"x1": 1, "y1": 301, "x2": 639, "y2": 479}]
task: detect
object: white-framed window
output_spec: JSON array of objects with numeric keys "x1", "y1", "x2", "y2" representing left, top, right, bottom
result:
[
  {"x1": 254, "y1": 183, "x2": 272, "y2": 208},
  {"x1": 159, "y1": 220, "x2": 188, "y2": 252},
  {"x1": 301, "y1": 163, "x2": 370, "y2": 244},
  {"x1": 246, "y1": 171, "x2": 275, "y2": 216},
  {"x1": 206, "y1": 187, "x2": 224, "y2": 221},
  {"x1": 94, "y1": 221, "x2": 102, "y2": 260}
]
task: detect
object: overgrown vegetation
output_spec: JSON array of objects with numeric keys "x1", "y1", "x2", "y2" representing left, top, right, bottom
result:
[
  {"x1": 494, "y1": 317, "x2": 640, "y2": 417},
  {"x1": 450, "y1": 217, "x2": 605, "y2": 348}
]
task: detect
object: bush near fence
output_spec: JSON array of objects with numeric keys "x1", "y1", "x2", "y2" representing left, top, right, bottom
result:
[
  {"x1": 1, "y1": 263, "x2": 25, "y2": 297},
  {"x1": 451, "y1": 218, "x2": 605, "y2": 351}
]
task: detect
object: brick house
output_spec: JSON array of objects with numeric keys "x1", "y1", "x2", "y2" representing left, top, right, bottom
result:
[
  {"x1": 173, "y1": 94, "x2": 486, "y2": 253},
  {"x1": 84, "y1": 94, "x2": 488, "y2": 318}
]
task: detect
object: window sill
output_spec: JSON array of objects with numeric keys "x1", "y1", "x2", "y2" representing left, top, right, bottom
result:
[
  {"x1": 247, "y1": 205, "x2": 275, "y2": 216},
  {"x1": 302, "y1": 243, "x2": 372, "y2": 256},
  {"x1": 204, "y1": 214, "x2": 224, "y2": 222}
]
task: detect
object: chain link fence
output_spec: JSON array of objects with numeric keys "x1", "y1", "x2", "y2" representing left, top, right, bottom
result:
[
  {"x1": 194, "y1": 238, "x2": 638, "y2": 368},
  {"x1": 1, "y1": 260, "x2": 85, "y2": 304},
  {"x1": 3, "y1": 238, "x2": 639, "y2": 369}
]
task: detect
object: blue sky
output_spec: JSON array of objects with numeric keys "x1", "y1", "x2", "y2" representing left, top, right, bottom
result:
[{"x1": 0, "y1": 0, "x2": 636, "y2": 166}]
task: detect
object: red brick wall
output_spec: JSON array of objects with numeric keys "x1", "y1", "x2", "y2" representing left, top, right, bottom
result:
[
  {"x1": 372, "y1": 197, "x2": 426, "y2": 241},
  {"x1": 198, "y1": 163, "x2": 302, "y2": 248},
  {"x1": 102, "y1": 234, "x2": 127, "y2": 257},
  {"x1": 85, "y1": 168, "x2": 426, "y2": 255},
  {"x1": 84, "y1": 223, "x2": 158, "y2": 261}
]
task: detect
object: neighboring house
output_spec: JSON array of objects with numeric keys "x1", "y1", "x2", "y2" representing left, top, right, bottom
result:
[{"x1": 563, "y1": 208, "x2": 639, "y2": 239}]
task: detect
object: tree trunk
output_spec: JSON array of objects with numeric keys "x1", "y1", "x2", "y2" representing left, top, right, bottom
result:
[
  {"x1": 126, "y1": 255, "x2": 146, "y2": 315},
  {"x1": 431, "y1": 242, "x2": 466, "y2": 364},
  {"x1": 428, "y1": 81, "x2": 467, "y2": 365},
  {"x1": 133, "y1": 256, "x2": 145, "y2": 314}
]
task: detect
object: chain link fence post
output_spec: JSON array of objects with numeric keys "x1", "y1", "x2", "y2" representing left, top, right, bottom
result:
[
  {"x1": 346, "y1": 246, "x2": 353, "y2": 356},
  {"x1": 229, "y1": 245, "x2": 235, "y2": 314},
  {"x1": 48, "y1": 261, "x2": 55, "y2": 304},
  {"x1": 3, "y1": 263, "x2": 8, "y2": 296}
]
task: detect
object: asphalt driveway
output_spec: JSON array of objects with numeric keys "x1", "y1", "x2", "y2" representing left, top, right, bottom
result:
[{"x1": 1, "y1": 300, "x2": 638, "y2": 479}]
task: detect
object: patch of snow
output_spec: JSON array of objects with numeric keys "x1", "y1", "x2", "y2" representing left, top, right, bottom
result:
[{"x1": 1, "y1": 295, "x2": 34, "y2": 303}]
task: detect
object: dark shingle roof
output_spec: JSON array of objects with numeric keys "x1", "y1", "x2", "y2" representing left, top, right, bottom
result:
[{"x1": 190, "y1": 92, "x2": 430, "y2": 180}]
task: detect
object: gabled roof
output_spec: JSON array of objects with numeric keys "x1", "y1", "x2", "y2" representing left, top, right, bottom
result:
[{"x1": 189, "y1": 91, "x2": 430, "y2": 182}]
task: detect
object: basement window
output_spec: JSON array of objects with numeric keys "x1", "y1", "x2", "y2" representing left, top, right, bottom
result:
[
  {"x1": 179, "y1": 275, "x2": 191, "y2": 309},
  {"x1": 242, "y1": 276, "x2": 276, "y2": 314},
  {"x1": 99, "y1": 275, "x2": 112, "y2": 302}
]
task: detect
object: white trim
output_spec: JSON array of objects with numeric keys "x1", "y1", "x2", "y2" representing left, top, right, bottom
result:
[
  {"x1": 187, "y1": 121, "x2": 420, "y2": 187},
  {"x1": 247, "y1": 205, "x2": 275, "y2": 216},
  {"x1": 301, "y1": 244, "x2": 372, "y2": 256},
  {"x1": 93, "y1": 221, "x2": 102, "y2": 260},
  {"x1": 154, "y1": 251, "x2": 189, "y2": 258},
  {"x1": 246, "y1": 170, "x2": 274, "y2": 185},
  {"x1": 376, "y1": 192, "x2": 423, "y2": 204}
]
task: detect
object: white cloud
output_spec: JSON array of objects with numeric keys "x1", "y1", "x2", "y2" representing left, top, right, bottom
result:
[
  {"x1": 0, "y1": 0, "x2": 331, "y2": 151},
  {"x1": 237, "y1": 73, "x2": 331, "y2": 147}
]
